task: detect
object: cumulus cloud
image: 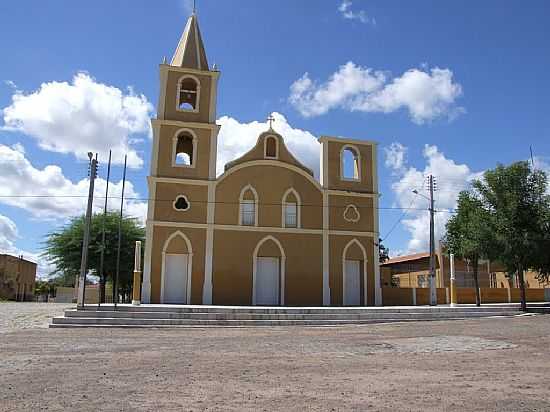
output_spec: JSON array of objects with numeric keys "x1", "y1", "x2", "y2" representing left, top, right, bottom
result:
[
  {"x1": 0, "y1": 143, "x2": 147, "y2": 223},
  {"x1": 384, "y1": 142, "x2": 407, "y2": 172},
  {"x1": 0, "y1": 213, "x2": 18, "y2": 252},
  {"x1": 289, "y1": 62, "x2": 464, "y2": 124},
  {"x1": 2, "y1": 73, "x2": 154, "y2": 168},
  {"x1": 385, "y1": 143, "x2": 480, "y2": 253},
  {"x1": 216, "y1": 112, "x2": 321, "y2": 178},
  {"x1": 338, "y1": 0, "x2": 375, "y2": 25}
]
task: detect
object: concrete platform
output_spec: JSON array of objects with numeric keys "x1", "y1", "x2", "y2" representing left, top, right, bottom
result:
[{"x1": 49, "y1": 303, "x2": 550, "y2": 328}]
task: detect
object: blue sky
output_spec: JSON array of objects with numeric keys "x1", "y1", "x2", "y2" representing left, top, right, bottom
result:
[{"x1": 1, "y1": 0, "x2": 549, "y2": 275}]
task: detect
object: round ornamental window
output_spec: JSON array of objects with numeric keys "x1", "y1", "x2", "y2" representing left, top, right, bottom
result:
[
  {"x1": 173, "y1": 195, "x2": 190, "y2": 211},
  {"x1": 343, "y1": 204, "x2": 360, "y2": 223}
]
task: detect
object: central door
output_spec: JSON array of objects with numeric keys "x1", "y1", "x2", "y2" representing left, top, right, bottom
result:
[
  {"x1": 164, "y1": 254, "x2": 189, "y2": 304},
  {"x1": 344, "y1": 260, "x2": 361, "y2": 306},
  {"x1": 256, "y1": 257, "x2": 280, "y2": 305}
]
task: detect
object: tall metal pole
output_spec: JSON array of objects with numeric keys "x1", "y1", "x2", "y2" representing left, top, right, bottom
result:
[
  {"x1": 429, "y1": 175, "x2": 437, "y2": 306},
  {"x1": 114, "y1": 154, "x2": 127, "y2": 308},
  {"x1": 450, "y1": 252, "x2": 457, "y2": 307},
  {"x1": 77, "y1": 153, "x2": 98, "y2": 309},
  {"x1": 98, "y1": 150, "x2": 111, "y2": 307}
]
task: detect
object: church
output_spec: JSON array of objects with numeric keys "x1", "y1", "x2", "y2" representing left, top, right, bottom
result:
[{"x1": 141, "y1": 12, "x2": 381, "y2": 306}]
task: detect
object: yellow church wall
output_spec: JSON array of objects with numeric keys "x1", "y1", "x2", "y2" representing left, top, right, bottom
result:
[
  {"x1": 214, "y1": 165, "x2": 323, "y2": 229},
  {"x1": 328, "y1": 194, "x2": 375, "y2": 232},
  {"x1": 212, "y1": 230, "x2": 323, "y2": 306},
  {"x1": 161, "y1": 69, "x2": 214, "y2": 124},
  {"x1": 153, "y1": 182, "x2": 208, "y2": 223},
  {"x1": 324, "y1": 139, "x2": 375, "y2": 192},
  {"x1": 155, "y1": 123, "x2": 213, "y2": 179},
  {"x1": 329, "y1": 235, "x2": 375, "y2": 306},
  {"x1": 149, "y1": 226, "x2": 206, "y2": 304}
]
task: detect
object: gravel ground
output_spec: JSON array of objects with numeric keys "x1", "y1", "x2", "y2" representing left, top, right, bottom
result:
[{"x1": 1, "y1": 304, "x2": 549, "y2": 411}]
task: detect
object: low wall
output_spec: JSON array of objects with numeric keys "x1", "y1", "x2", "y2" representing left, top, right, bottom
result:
[
  {"x1": 383, "y1": 287, "x2": 549, "y2": 306},
  {"x1": 382, "y1": 288, "x2": 414, "y2": 306}
]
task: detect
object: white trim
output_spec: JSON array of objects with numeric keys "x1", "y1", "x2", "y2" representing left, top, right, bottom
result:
[
  {"x1": 342, "y1": 239, "x2": 368, "y2": 306},
  {"x1": 160, "y1": 231, "x2": 193, "y2": 304},
  {"x1": 327, "y1": 190, "x2": 377, "y2": 198},
  {"x1": 208, "y1": 74, "x2": 219, "y2": 123},
  {"x1": 252, "y1": 235, "x2": 286, "y2": 306},
  {"x1": 320, "y1": 139, "x2": 329, "y2": 188},
  {"x1": 160, "y1": 63, "x2": 221, "y2": 78},
  {"x1": 150, "y1": 121, "x2": 161, "y2": 176},
  {"x1": 194, "y1": 19, "x2": 202, "y2": 70},
  {"x1": 319, "y1": 135, "x2": 378, "y2": 147},
  {"x1": 141, "y1": 221, "x2": 154, "y2": 303},
  {"x1": 208, "y1": 124, "x2": 219, "y2": 180},
  {"x1": 372, "y1": 143, "x2": 382, "y2": 306},
  {"x1": 175, "y1": 74, "x2": 201, "y2": 114},
  {"x1": 217, "y1": 160, "x2": 322, "y2": 191},
  {"x1": 343, "y1": 204, "x2": 361, "y2": 223},
  {"x1": 281, "y1": 188, "x2": 301, "y2": 228},
  {"x1": 239, "y1": 184, "x2": 259, "y2": 226},
  {"x1": 340, "y1": 144, "x2": 361, "y2": 182},
  {"x1": 263, "y1": 135, "x2": 279, "y2": 159},
  {"x1": 148, "y1": 220, "x2": 377, "y2": 237},
  {"x1": 203, "y1": 183, "x2": 215, "y2": 304},
  {"x1": 172, "y1": 194, "x2": 191, "y2": 211},
  {"x1": 322, "y1": 190, "x2": 330, "y2": 305},
  {"x1": 172, "y1": 128, "x2": 198, "y2": 169},
  {"x1": 149, "y1": 176, "x2": 212, "y2": 186},
  {"x1": 151, "y1": 119, "x2": 221, "y2": 131}
]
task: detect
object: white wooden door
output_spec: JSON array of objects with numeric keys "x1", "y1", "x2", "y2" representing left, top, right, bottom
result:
[
  {"x1": 164, "y1": 254, "x2": 188, "y2": 304},
  {"x1": 344, "y1": 260, "x2": 361, "y2": 306},
  {"x1": 256, "y1": 257, "x2": 280, "y2": 305}
]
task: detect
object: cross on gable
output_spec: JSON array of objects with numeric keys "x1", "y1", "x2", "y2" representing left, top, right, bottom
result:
[{"x1": 267, "y1": 115, "x2": 275, "y2": 129}]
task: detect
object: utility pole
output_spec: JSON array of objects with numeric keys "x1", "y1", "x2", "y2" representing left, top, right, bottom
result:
[
  {"x1": 428, "y1": 175, "x2": 437, "y2": 306},
  {"x1": 77, "y1": 153, "x2": 98, "y2": 309},
  {"x1": 98, "y1": 150, "x2": 112, "y2": 307}
]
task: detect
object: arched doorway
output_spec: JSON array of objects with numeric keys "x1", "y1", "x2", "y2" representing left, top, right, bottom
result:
[
  {"x1": 161, "y1": 231, "x2": 193, "y2": 304},
  {"x1": 253, "y1": 236, "x2": 285, "y2": 305},
  {"x1": 342, "y1": 239, "x2": 368, "y2": 306}
]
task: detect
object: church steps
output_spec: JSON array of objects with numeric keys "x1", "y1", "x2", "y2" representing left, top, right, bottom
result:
[
  {"x1": 48, "y1": 304, "x2": 550, "y2": 328},
  {"x1": 62, "y1": 309, "x2": 522, "y2": 321}
]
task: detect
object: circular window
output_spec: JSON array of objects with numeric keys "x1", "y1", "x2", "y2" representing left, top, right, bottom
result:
[{"x1": 173, "y1": 195, "x2": 190, "y2": 211}]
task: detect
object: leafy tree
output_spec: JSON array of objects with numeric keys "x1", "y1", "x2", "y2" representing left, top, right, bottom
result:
[
  {"x1": 473, "y1": 161, "x2": 550, "y2": 311},
  {"x1": 444, "y1": 191, "x2": 496, "y2": 306},
  {"x1": 43, "y1": 212, "x2": 145, "y2": 303},
  {"x1": 378, "y1": 238, "x2": 390, "y2": 263}
]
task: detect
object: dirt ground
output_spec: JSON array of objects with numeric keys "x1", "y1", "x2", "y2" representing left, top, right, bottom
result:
[{"x1": 1, "y1": 304, "x2": 549, "y2": 411}]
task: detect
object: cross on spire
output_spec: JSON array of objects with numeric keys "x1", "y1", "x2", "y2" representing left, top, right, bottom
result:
[
  {"x1": 193, "y1": 0, "x2": 197, "y2": 14},
  {"x1": 267, "y1": 115, "x2": 275, "y2": 130}
]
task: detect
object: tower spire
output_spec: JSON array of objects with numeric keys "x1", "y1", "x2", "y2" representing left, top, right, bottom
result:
[{"x1": 171, "y1": 12, "x2": 209, "y2": 70}]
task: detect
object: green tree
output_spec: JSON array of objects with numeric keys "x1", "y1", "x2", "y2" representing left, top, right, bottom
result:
[
  {"x1": 473, "y1": 161, "x2": 550, "y2": 311},
  {"x1": 379, "y1": 238, "x2": 390, "y2": 263},
  {"x1": 444, "y1": 191, "x2": 497, "y2": 306},
  {"x1": 43, "y1": 212, "x2": 145, "y2": 303}
]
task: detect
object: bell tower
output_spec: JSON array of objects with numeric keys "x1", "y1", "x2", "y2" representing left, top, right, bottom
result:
[{"x1": 151, "y1": 12, "x2": 220, "y2": 181}]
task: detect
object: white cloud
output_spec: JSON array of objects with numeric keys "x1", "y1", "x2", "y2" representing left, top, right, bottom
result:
[
  {"x1": 385, "y1": 143, "x2": 480, "y2": 253},
  {"x1": 0, "y1": 143, "x2": 147, "y2": 224},
  {"x1": 0, "y1": 213, "x2": 18, "y2": 252},
  {"x1": 2, "y1": 73, "x2": 154, "y2": 168},
  {"x1": 384, "y1": 142, "x2": 407, "y2": 172},
  {"x1": 338, "y1": 0, "x2": 375, "y2": 25},
  {"x1": 289, "y1": 62, "x2": 464, "y2": 124},
  {"x1": 216, "y1": 112, "x2": 321, "y2": 179}
]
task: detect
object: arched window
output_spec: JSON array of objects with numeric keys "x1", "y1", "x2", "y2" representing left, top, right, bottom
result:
[
  {"x1": 341, "y1": 145, "x2": 360, "y2": 181},
  {"x1": 264, "y1": 136, "x2": 278, "y2": 158},
  {"x1": 239, "y1": 185, "x2": 258, "y2": 226},
  {"x1": 173, "y1": 131, "x2": 196, "y2": 167},
  {"x1": 177, "y1": 76, "x2": 200, "y2": 111},
  {"x1": 281, "y1": 188, "x2": 301, "y2": 228}
]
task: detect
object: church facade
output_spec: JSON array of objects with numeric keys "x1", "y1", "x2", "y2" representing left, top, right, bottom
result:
[{"x1": 142, "y1": 13, "x2": 381, "y2": 306}]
